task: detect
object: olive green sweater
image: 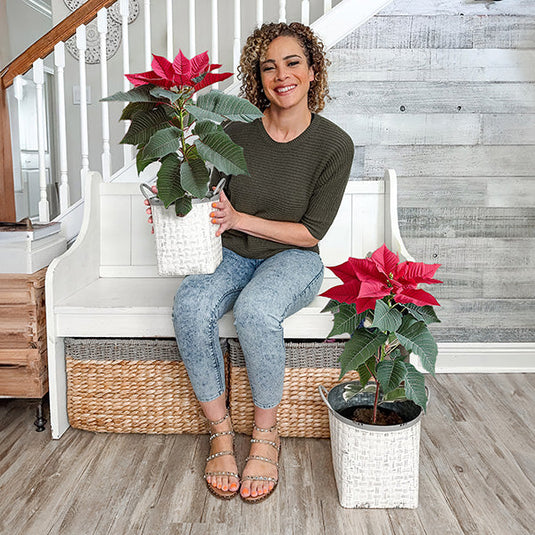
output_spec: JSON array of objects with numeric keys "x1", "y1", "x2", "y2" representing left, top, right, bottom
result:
[{"x1": 211, "y1": 113, "x2": 354, "y2": 259}]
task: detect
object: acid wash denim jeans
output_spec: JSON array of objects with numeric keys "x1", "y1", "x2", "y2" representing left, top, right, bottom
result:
[{"x1": 172, "y1": 247, "x2": 324, "y2": 409}]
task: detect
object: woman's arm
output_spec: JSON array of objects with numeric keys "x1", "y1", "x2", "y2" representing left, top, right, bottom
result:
[{"x1": 211, "y1": 190, "x2": 319, "y2": 248}]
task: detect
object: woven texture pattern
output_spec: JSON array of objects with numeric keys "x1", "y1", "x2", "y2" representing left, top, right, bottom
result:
[
  {"x1": 65, "y1": 338, "x2": 228, "y2": 434},
  {"x1": 329, "y1": 412, "x2": 421, "y2": 508},
  {"x1": 151, "y1": 199, "x2": 222, "y2": 276},
  {"x1": 228, "y1": 340, "x2": 359, "y2": 438}
]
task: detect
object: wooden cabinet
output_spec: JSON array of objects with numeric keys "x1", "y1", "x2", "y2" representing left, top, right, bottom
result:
[{"x1": 0, "y1": 268, "x2": 48, "y2": 398}]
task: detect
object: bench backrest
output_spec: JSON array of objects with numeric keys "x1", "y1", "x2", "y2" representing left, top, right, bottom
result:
[{"x1": 96, "y1": 169, "x2": 409, "y2": 280}]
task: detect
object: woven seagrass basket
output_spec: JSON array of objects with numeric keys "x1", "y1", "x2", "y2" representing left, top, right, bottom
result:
[
  {"x1": 65, "y1": 338, "x2": 228, "y2": 434},
  {"x1": 228, "y1": 339, "x2": 359, "y2": 438}
]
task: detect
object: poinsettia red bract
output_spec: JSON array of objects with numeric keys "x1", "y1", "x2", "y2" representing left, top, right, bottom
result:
[
  {"x1": 320, "y1": 244, "x2": 442, "y2": 313},
  {"x1": 126, "y1": 50, "x2": 232, "y2": 91}
]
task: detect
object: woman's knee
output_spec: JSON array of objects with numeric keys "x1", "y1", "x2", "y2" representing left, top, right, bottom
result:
[
  {"x1": 233, "y1": 295, "x2": 281, "y2": 335},
  {"x1": 173, "y1": 277, "x2": 214, "y2": 327}
]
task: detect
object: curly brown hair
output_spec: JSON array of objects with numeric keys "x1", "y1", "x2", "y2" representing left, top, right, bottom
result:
[{"x1": 238, "y1": 22, "x2": 330, "y2": 113}]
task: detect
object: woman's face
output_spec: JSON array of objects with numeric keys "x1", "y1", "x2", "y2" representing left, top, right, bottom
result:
[{"x1": 259, "y1": 35, "x2": 315, "y2": 113}]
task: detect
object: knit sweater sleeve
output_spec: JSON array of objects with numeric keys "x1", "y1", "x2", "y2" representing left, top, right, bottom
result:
[{"x1": 300, "y1": 134, "x2": 354, "y2": 240}]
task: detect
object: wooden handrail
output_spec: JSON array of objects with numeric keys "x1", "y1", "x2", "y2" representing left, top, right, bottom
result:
[{"x1": 0, "y1": 0, "x2": 117, "y2": 89}]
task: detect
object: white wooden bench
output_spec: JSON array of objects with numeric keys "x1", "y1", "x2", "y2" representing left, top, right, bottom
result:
[{"x1": 46, "y1": 169, "x2": 412, "y2": 439}]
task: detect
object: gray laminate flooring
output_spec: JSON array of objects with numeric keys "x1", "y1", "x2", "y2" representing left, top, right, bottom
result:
[{"x1": 1, "y1": 374, "x2": 534, "y2": 535}]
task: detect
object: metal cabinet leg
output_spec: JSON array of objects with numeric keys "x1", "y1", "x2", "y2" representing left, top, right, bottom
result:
[{"x1": 34, "y1": 397, "x2": 47, "y2": 432}]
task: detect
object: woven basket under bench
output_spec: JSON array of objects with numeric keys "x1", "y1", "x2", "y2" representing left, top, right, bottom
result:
[
  {"x1": 228, "y1": 339, "x2": 359, "y2": 439},
  {"x1": 65, "y1": 338, "x2": 229, "y2": 434}
]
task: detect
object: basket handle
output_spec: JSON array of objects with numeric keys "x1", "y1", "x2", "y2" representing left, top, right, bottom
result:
[
  {"x1": 140, "y1": 182, "x2": 157, "y2": 204},
  {"x1": 318, "y1": 385, "x2": 333, "y2": 411},
  {"x1": 210, "y1": 177, "x2": 226, "y2": 198}
]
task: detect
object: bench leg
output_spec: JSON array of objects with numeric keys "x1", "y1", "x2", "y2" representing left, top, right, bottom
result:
[
  {"x1": 47, "y1": 336, "x2": 70, "y2": 439},
  {"x1": 34, "y1": 396, "x2": 47, "y2": 432}
]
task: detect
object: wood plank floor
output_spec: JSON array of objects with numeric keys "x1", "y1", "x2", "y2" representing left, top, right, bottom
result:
[{"x1": 1, "y1": 374, "x2": 534, "y2": 535}]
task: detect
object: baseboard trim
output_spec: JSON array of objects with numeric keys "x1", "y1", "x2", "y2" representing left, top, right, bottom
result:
[{"x1": 431, "y1": 343, "x2": 535, "y2": 373}]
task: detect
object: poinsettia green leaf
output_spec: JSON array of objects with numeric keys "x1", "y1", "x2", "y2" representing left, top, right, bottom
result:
[
  {"x1": 102, "y1": 84, "x2": 159, "y2": 103},
  {"x1": 121, "y1": 101, "x2": 155, "y2": 121},
  {"x1": 400, "y1": 303, "x2": 441, "y2": 325},
  {"x1": 181, "y1": 158, "x2": 210, "y2": 198},
  {"x1": 371, "y1": 299, "x2": 403, "y2": 333},
  {"x1": 187, "y1": 104, "x2": 225, "y2": 124},
  {"x1": 136, "y1": 147, "x2": 158, "y2": 174},
  {"x1": 195, "y1": 133, "x2": 249, "y2": 176},
  {"x1": 376, "y1": 359, "x2": 406, "y2": 394},
  {"x1": 381, "y1": 387, "x2": 407, "y2": 403},
  {"x1": 156, "y1": 153, "x2": 184, "y2": 208},
  {"x1": 395, "y1": 315, "x2": 437, "y2": 375},
  {"x1": 196, "y1": 90, "x2": 264, "y2": 122},
  {"x1": 338, "y1": 330, "x2": 387, "y2": 379},
  {"x1": 357, "y1": 356, "x2": 376, "y2": 387},
  {"x1": 328, "y1": 302, "x2": 367, "y2": 337},
  {"x1": 149, "y1": 86, "x2": 182, "y2": 103},
  {"x1": 174, "y1": 196, "x2": 193, "y2": 216},
  {"x1": 142, "y1": 126, "x2": 182, "y2": 160},
  {"x1": 321, "y1": 299, "x2": 340, "y2": 314},
  {"x1": 402, "y1": 362, "x2": 428, "y2": 411},
  {"x1": 194, "y1": 120, "x2": 225, "y2": 138},
  {"x1": 121, "y1": 107, "x2": 172, "y2": 146},
  {"x1": 342, "y1": 382, "x2": 364, "y2": 402}
]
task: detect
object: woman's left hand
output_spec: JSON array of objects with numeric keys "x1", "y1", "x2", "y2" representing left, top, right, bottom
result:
[{"x1": 210, "y1": 190, "x2": 241, "y2": 237}]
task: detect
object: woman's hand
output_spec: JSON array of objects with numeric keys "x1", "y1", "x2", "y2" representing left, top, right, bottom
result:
[
  {"x1": 143, "y1": 185, "x2": 158, "y2": 234},
  {"x1": 210, "y1": 190, "x2": 241, "y2": 237}
]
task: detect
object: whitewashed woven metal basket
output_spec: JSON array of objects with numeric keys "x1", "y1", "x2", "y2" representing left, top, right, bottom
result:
[
  {"x1": 319, "y1": 383, "x2": 425, "y2": 509},
  {"x1": 140, "y1": 182, "x2": 224, "y2": 276}
]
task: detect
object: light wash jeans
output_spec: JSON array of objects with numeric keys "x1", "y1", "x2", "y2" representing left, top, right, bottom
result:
[{"x1": 172, "y1": 247, "x2": 324, "y2": 409}]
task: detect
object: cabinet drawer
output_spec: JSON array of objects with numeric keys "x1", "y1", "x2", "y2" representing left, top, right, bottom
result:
[
  {"x1": 0, "y1": 268, "x2": 46, "y2": 305},
  {"x1": 0, "y1": 301, "x2": 46, "y2": 343},
  {"x1": 0, "y1": 349, "x2": 48, "y2": 397}
]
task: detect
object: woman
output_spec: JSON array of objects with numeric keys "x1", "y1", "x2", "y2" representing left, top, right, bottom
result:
[{"x1": 169, "y1": 22, "x2": 354, "y2": 503}]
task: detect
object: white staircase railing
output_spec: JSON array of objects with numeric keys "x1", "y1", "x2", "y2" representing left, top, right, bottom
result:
[{"x1": 5, "y1": 0, "x2": 393, "y2": 230}]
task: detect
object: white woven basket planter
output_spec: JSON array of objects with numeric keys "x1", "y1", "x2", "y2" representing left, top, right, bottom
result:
[
  {"x1": 320, "y1": 383, "x2": 424, "y2": 509},
  {"x1": 141, "y1": 184, "x2": 222, "y2": 276}
]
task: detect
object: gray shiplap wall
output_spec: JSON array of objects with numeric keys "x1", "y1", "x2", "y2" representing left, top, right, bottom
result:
[{"x1": 322, "y1": 0, "x2": 535, "y2": 343}]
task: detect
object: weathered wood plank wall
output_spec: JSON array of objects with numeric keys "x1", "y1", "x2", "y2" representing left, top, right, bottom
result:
[{"x1": 323, "y1": 0, "x2": 535, "y2": 342}]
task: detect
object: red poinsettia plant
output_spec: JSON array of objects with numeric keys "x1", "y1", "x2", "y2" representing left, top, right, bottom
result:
[
  {"x1": 102, "y1": 50, "x2": 263, "y2": 216},
  {"x1": 321, "y1": 244, "x2": 442, "y2": 421}
]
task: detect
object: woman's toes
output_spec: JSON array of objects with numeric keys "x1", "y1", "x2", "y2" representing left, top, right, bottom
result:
[
  {"x1": 229, "y1": 479, "x2": 239, "y2": 492},
  {"x1": 221, "y1": 476, "x2": 229, "y2": 491},
  {"x1": 241, "y1": 483, "x2": 251, "y2": 497}
]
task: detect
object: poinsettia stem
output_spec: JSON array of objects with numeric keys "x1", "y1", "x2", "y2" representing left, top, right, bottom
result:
[{"x1": 373, "y1": 378, "x2": 379, "y2": 424}]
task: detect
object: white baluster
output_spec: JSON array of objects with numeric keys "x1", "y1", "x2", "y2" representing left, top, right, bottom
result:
[
  {"x1": 54, "y1": 42, "x2": 70, "y2": 212},
  {"x1": 301, "y1": 0, "x2": 309, "y2": 25},
  {"x1": 279, "y1": 0, "x2": 286, "y2": 23},
  {"x1": 166, "y1": 0, "x2": 173, "y2": 60},
  {"x1": 120, "y1": 0, "x2": 131, "y2": 164},
  {"x1": 233, "y1": 0, "x2": 240, "y2": 78},
  {"x1": 76, "y1": 25, "x2": 90, "y2": 197},
  {"x1": 211, "y1": 0, "x2": 219, "y2": 89},
  {"x1": 256, "y1": 0, "x2": 263, "y2": 27},
  {"x1": 144, "y1": 0, "x2": 151, "y2": 70},
  {"x1": 98, "y1": 9, "x2": 111, "y2": 181},
  {"x1": 324, "y1": 0, "x2": 332, "y2": 14},
  {"x1": 189, "y1": 0, "x2": 196, "y2": 58},
  {"x1": 33, "y1": 59, "x2": 50, "y2": 222}
]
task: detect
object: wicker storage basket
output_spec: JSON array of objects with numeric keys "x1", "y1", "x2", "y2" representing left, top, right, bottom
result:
[
  {"x1": 141, "y1": 184, "x2": 222, "y2": 276},
  {"x1": 320, "y1": 383, "x2": 423, "y2": 508},
  {"x1": 228, "y1": 339, "x2": 359, "y2": 438},
  {"x1": 65, "y1": 338, "x2": 228, "y2": 434}
]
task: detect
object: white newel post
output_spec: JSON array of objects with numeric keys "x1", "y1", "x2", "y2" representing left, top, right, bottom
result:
[
  {"x1": 33, "y1": 59, "x2": 50, "y2": 223},
  {"x1": 54, "y1": 42, "x2": 70, "y2": 212},
  {"x1": 120, "y1": 0, "x2": 131, "y2": 165},
  {"x1": 301, "y1": 0, "x2": 310, "y2": 25},
  {"x1": 144, "y1": 0, "x2": 151, "y2": 70},
  {"x1": 211, "y1": 0, "x2": 219, "y2": 89},
  {"x1": 97, "y1": 9, "x2": 111, "y2": 181},
  {"x1": 324, "y1": 0, "x2": 332, "y2": 14},
  {"x1": 76, "y1": 25, "x2": 90, "y2": 196}
]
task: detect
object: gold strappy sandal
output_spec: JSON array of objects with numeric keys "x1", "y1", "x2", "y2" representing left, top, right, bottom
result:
[
  {"x1": 203, "y1": 410, "x2": 240, "y2": 500},
  {"x1": 241, "y1": 422, "x2": 281, "y2": 504}
]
